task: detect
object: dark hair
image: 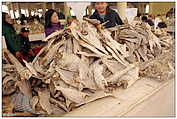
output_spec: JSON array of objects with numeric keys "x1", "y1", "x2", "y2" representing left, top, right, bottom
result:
[
  {"x1": 2, "y1": 12, "x2": 15, "y2": 31},
  {"x1": 2, "y1": 12, "x2": 7, "y2": 23},
  {"x1": 137, "y1": 13, "x2": 141, "y2": 17},
  {"x1": 45, "y1": 9, "x2": 59, "y2": 28},
  {"x1": 93, "y1": 2, "x2": 108, "y2": 6},
  {"x1": 141, "y1": 16, "x2": 148, "y2": 21},
  {"x1": 157, "y1": 22, "x2": 167, "y2": 28}
]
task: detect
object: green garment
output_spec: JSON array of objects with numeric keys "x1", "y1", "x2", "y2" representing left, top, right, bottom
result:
[
  {"x1": 2, "y1": 24, "x2": 21, "y2": 54},
  {"x1": 99, "y1": 14, "x2": 106, "y2": 21}
]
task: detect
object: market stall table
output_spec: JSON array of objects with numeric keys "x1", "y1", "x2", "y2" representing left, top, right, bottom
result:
[{"x1": 29, "y1": 33, "x2": 45, "y2": 42}]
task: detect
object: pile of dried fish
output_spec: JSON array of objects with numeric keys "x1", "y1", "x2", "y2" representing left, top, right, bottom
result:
[
  {"x1": 109, "y1": 21, "x2": 174, "y2": 80},
  {"x1": 2, "y1": 18, "x2": 174, "y2": 116}
]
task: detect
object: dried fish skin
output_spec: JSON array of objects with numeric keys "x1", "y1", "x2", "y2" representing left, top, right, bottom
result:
[
  {"x1": 55, "y1": 86, "x2": 89, "y2": 104},
  {"x1": 107, "y1": 63, "x2": 138, "y2": 84},
  {"x1": 92, "y1": 61, "x2": 108, "y2": 90},
  {"x1": 76, "y1": 91, "x2": 114, "y2": 107},
  {"x1": 38, "y1": 89, "x2": 53, "y2": 115}
]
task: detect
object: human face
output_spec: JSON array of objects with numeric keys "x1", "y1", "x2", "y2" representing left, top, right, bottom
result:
[
  {"x1": 95, "y1": 2, "x2": 108, "y2": 14},
  {"x1": 51, "y1": 12, "x2": 59, "y2": 24},
  {"x1": 5, "y1": 14, "x2": 13, "y2": 24}
]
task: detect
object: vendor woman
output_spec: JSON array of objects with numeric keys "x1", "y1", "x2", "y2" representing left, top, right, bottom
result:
[
  {"x1": 90, "y1": 2, "x2": 123, "y2": 28},
  {"x1": 2, "y1": 12, "x2": 22, "y2": 58},
  {"x1": 45, "y1": 9, "x2": 64, "y2": 36}
]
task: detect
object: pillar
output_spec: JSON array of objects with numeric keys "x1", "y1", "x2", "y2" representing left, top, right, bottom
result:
[
  {"x1": 64, "y1": 3, "x2": 71, "y2": 19},
  {"x1": 117, "y1": 2, "x2": 127, "y2": 20},
  {"x1": 42, "y1": 3, "x2": 46, "y2": 19},
  {"x1": 10, "y1": 2, "x2": 15, "y2": 19},
  {"x1": 16, "y1": 2, "x2": 21, "y2": 17},
  {"x1": 4, "y1": 2, "x2": 10, "y2": 14},
  {"x1": 52, "y1": 2, "x2": 55, "y2": 9},
  {"x1": 28, "y1": 8, "x2": 32, "y2": 17},
  {"x1": 25, "y1": 8, "x2": 29, "y2": 17},
  {"x1": 149, "y1": 3, "x2": 155, "y2": 16}
]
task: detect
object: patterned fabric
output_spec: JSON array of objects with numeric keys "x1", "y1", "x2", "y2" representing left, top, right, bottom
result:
[{"x1": 11, "y1": 92, "x2": 33, "y2": 113}]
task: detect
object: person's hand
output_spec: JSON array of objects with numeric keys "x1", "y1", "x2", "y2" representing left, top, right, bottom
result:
[
  {"x1": 15, "y1": 51, "x2": 22, "y2": 58},
  {"x1": 29, "y1": 49, "x2": 35, "y2": 56}
]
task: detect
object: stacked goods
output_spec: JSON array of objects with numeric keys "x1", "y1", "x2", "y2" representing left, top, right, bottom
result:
[
  {"x1": 27, "y1": 23, "x2": 44, "y2": 34},
  {"x1": 14, "y1": 23, "x2": 44, "y2": 34},
  {"x1": 2, "y1": 18, "x2": 174, "y2": 116}
]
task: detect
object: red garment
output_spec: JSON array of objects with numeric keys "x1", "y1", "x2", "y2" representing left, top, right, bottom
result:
[
  {"x1": 16, "y1": 47, "x2": 42, "y2": 64},
  {"x1": 32, "y1": 47, "x2": 42, "y2": 55}
]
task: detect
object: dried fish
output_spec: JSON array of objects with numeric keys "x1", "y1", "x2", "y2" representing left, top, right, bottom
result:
[
  {"x1": 42, "y1": 39, "x2": 64, "y2": 66},
  {"x1": 65, "y1": 37, "x2": 73, "y2": 53},
  {"x1": 3, "y1": 76, "x2": 17, "y2": 95},
  {"x1": 16, "y1": 80, "x2": 32, "y2": 98},
  {"x1": 30, "y1": 96, "x2": 39, "y2": 111},
  {"x1": 78, "y1": 40, "x2": 109, "y2": 58},
  {"x1": 137, "y1": 46, "x2": 148, "y2": 61},
  {"x1": 38, "y1": 88, "x2": 52, "y2": 115},
  {"x1": 43, "y1": 29, "x2": 65, "y2": 42},
  {"x1": 76, "y1": 91, "x2": 114, "y2": 107},
  {"x1": 2, "y1": 18, "x2": 173, "y2": 116},
  {"x1": 50, "y1": 103, "x2": 66, "y2": 116},
  {"x1": 65, "y1": 97, "x2": 72, "y2": 109},
  {"x1": 107, "y1": 63, "x2": 138, "y2": 84},
  {"x1": 3, "y1": 49, "x2": 32, "y2": 79},
  {"x1": 119, "y1": 66, "x2": 139, "y2": 88},
  {"x1": 55, "y1": 86, "x2": 89, "y2": 104},
  {"x1": 102, "y1": 58, "x2": 126, "y2": 73},
  {"x1": 55, "y1": 67, "x2": 81, "y2": 89},
  {"x1": 77, "y1": 51, "x2": 100, "y2": 58},
  {"x1": 72, "y1": 38, "x2": 81, "y2": 54},
  {"x1": 23, "y1": 60, "x2": 38, "y2": 76},
  {"x1": 49, "y1": 97, "x2": 68, "y2": 112},
  {"x1": 77, "y1": 27, "x2": 109, "y2": 55},
  {"x1": 34, "y1": 60, "x2": 47, "y2": 75},
  {"x1": 93, "y1": 61, "x2": 108, "y2": 90}
]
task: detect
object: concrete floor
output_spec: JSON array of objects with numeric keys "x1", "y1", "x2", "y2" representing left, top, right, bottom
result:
[{"x1": 123, "y1": 79, "x2": 175, "y2": 117}]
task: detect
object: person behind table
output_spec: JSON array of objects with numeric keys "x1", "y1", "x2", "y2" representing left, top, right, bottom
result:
[
  {"x1": 57, "y1": 8, "x2": 65, "y2": 19},
  {"x1": 141, "y1": 15, "x2": 154, "y2": 26},
  {"x1": 2, "y1": 12, "x2": 22, "y2": 58},
  {"x1": 20, "y1": 14, "x2": 28, "y2": 25},
  {"x1": 134, "y1": 13, "x2": 142, "y2": 21},
  {"x1": 18, "y1": 27, "x2": 42, "y2": 62},
  {"x1": 90, "y1": 2, "x2": 123, "y2": 28},
  {"x1": 45, "y1": 9, "x2": 64, "y2": 36},
  {"x1": 18, "y1": 27, "x2": 35, "y2": 62}
]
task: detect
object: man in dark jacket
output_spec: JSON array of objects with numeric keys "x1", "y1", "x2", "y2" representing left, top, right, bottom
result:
[
  {"x1": 18, "y1": 27, "x2": 35, "y2": 62},
  {"x1": 90, "y1": 2, "x2": 123, "y2": 28},
  {"x1": 141, "y1": 16, "x2": 154, "y2": 26}
]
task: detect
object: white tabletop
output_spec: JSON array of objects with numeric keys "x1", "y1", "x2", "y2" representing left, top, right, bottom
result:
[{"x1": 29, "y1": 33, "x2": 45, "y2": 41}]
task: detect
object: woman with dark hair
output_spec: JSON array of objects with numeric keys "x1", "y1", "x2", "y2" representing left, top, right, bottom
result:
[
  {"x1": 2, "y1": 12, "x2": 22, "y2": 58},
  {"x1": 45, "y1": 9, "x2": 64, "y2": 36}
]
